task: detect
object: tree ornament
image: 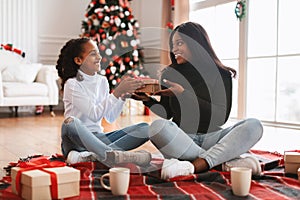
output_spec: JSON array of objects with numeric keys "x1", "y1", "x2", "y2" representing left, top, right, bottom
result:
[
  {"x1": 81, "y1": 0, "x2": 148, "y2": 91},
  {"x1": 166, "y1": 0, "x2": 174, "y2": 32},
  {"x1": 124, "y1": 57, "x2": 130, "y2": 63},
  {"x1": 105, "y1": 48, "x2": 112, "y2": 56},
  {"x1": 235, "y1": 0, "x2": 246, "y2": 21},
  {"x1": 0, "y1": 43, "x2": 25, "y2": 57}
]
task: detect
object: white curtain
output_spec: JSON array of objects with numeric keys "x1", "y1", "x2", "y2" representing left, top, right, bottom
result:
[{"x1": 0, "y1": 0, "x2": 38, "y2": 62}]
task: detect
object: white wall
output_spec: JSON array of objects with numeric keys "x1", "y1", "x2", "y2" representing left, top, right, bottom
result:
[
  {"x1": 37, "y1": 0, "x2": 87, "y2": 64},
  {"x1": 0, "y1": 0, "x2": 38, "y2": 62},
  {"x1": 37, "y1": 0, "x2": 164, "y2": 77},
  {"x1": 1, "y1": 0, "x2": 164, "y2": 73},
  {"x1": 130, "y1": 0, "x2": 164, "y2": 78}
]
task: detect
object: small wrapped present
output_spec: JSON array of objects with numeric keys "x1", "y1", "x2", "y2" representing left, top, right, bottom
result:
[
  {"x1": 11, "y1": 156, "x2": 80, "y2": 200},
  {"x1": 284, "y1": 151, "x2": 300, "y2": 174},
  {"x1": 135, "y1": 78, "x2": 160, "y2": 94}
]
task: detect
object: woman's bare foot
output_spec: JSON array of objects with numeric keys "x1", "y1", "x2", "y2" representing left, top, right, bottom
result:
[{"x1": 192, "y1": 157, "x2": 209, "y2": 173}]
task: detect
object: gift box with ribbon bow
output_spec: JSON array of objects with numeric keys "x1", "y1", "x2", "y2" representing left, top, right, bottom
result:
[
  {"x1": 135, "y1": 78, "x2": 160, "y2": 94},
  {"x1": 11, "y1": 156, "x2": 80, "y2": 200},
  {"x1": 284, "y1": 151, "x2": 300, "y2": 174}
]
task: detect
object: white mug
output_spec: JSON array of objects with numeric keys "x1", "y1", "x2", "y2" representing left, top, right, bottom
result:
[
  {"x1": 230, "y1": 167, "x2": 252, "y2": 196},
  {"x1": 100, "y1": 167, "x2": 130, "y2": 195}
]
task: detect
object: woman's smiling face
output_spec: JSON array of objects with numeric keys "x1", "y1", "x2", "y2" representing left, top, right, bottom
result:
[{"x1": 171, "y1": 32, "x2": 192, "y2": 64}]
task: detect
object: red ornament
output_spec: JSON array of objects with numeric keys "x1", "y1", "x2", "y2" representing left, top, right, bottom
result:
[
  {"x1": 99, "y1": 45, "x2": 106, "y2": 51},
  {"x1": 106, "y1": 68, "x2": 111, "y2": 74},
  {"x1": 112, "y1": 26, "x2": 118, "y2": 32},
  {"x1": 113, "y1": 56, "x2": 121, "y2": 63},
  {"x1": 124, "y1": 57, "x2": 130, "y2": 63},
  {"x1": 166, "y1": 22, "x2": 174, "y2": 30},
  {"x1": 90, "y1": 29, "x2": 96, "y2": 36},
  {"x1": 144, "y1": 106, "x2": 150, "y2": 115},
  {"x1": 171, "y1": 0, "x2": 175, "y2": 6},
  {"x1": 98, "y1": 28, "x2": 104, "y2": 33},
  {"x1": 102, "y1": 57, "x2": 107, "y2": 63},
  {"x1": 127, "y1": 15, "x2": 133, "y2": 21}
]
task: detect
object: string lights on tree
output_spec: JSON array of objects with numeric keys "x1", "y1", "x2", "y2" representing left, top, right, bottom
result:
[{"x1": 81, "y1": 0, "x2": 148, "y2": 91}]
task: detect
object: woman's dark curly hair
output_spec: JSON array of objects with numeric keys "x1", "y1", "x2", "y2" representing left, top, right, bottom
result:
[{"x1": 56, "y1": 37, "x2": 91, "y2": 89}]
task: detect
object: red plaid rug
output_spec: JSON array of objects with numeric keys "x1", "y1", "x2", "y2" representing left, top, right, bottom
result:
[{"x1": 1, "y1": 150, "x2": 300, "y2": 200}]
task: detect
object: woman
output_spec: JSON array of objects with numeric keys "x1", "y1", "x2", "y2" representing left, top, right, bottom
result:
[
  {"x1": 56, "y1": 37, "x2": 151, "y2": 166},
  {"x1": 133, "y1": 22, "x2": 263, "y2": 179}
]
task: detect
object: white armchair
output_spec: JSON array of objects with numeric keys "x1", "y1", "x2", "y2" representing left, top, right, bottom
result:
[{"x1": 0, "y1": 49, "x2": 59, "y2": 116}]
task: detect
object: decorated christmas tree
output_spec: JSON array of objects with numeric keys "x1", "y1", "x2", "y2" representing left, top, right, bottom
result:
[{"x1": 81, "y1": 0, "x2": 147, "y2": 91}]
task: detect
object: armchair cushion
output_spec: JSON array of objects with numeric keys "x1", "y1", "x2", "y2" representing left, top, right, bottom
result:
[
  {"x1": 0, "y1": 50, "x2": 27, "y2": 71},
  {"x1": 2, "y1": 63, "x2": 42, "y2": 83},
  {"x1": 3, "y1": 82, "x2": 48, "y2": 97}
]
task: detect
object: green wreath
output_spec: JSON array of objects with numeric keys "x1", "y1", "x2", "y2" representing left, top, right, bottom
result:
[{"x1": 235, "y1": 0, "x2": 246, "y2": 21}]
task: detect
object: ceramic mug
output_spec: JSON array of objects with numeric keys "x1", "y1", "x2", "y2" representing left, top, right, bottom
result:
[
  {"x1": 100, "y1": 167, "x2": 130, "y2": 195},
  {"x1": 230, "y1": 167, "x2": 252, "y2": 196}
]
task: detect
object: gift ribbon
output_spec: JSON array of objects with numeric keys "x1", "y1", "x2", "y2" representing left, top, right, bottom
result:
[{"x1": 15, "y1": 156, "x2": 66, "y2": 199}]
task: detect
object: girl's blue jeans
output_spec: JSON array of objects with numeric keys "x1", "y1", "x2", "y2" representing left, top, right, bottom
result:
[{"x1": 61, "y1": 117, "x2": 149, "y2": 161}]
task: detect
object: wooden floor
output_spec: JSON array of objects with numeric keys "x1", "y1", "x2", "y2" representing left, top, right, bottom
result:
[
  {"x1": 0, "y1": 110, "x2": 160, "y2": 178},
  {"x1": 1, "y1": 109, "x2": 299, "y2": 178}
]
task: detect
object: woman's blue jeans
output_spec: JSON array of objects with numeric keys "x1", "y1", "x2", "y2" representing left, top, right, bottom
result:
[
  {"x1": 149, "y1": 118, "x2": 263, "y2": 168},
  {"x1": 61, "y1": 117, "x2": 149, "y2": 161}
]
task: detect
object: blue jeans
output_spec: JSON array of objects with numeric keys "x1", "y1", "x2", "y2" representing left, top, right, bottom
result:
[
  {"x1": 149, "y1": 118, "x2": 263, "y2": 168},
  {"x1": 61, "y1": 117, "x2": 149, "y2": 161}
]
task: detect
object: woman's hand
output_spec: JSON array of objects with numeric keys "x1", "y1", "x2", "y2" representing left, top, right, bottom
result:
[
  {"x1": 131, "y1": 92, "x2": 151, "y2": 101},
  {"x1": 113, "y1": 77, "x2": 145, "y2": 99},
  {"x1": 155, "y1": 79, "x2": 184, "y2": 96}
]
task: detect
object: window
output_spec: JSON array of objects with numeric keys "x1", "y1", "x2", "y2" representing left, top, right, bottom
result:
[
  {"x1": 190, "y1": 0, "x2": 239, "y2": 118},
  {"x1": 247, "y1": 0, "x2": 300, "y2": 124},
  {"x1": 190, "y1": 0, "x2": 300, "y2": 126}
]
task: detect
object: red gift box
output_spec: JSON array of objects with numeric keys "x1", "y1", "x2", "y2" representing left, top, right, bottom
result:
[
  {"x1": 135, "y1": 78, "x2": 160, "y2": 94},
  {"x1": 11, "y1": 157, "x2": 80, "y2": 200}
]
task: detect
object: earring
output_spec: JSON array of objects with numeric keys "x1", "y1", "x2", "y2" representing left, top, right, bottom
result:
[{"x1": 76, "y1": 71, "x2": 84, "y2": 81}]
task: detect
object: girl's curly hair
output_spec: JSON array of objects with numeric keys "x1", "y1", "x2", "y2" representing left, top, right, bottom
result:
[{"x1": 56, "y1": 37, "x2": 91, "y2": 90}]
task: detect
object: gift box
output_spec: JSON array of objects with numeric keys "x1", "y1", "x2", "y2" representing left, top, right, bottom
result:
[
  {"x1": 11, "y1": 166, "x2": 80, "y2": 200},
  {"x1": 284, "y1": 151, "x2": 300, "y2": 174},
  {"x1": 135, "y1": 78, "x2": 160, "y2": 94}
]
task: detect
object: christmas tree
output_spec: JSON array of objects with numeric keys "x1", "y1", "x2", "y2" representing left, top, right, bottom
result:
[{"x1": 81, "y1": 0, "x2": 147, "y2": 91}]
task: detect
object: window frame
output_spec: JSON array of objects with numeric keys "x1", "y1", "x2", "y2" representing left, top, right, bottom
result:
[{"x1": 190, "y1": 0, "x2": 300, "y2": 129}]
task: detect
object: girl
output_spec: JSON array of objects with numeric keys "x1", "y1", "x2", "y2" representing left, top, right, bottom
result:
[{"x1": 56, "y1": 37, "x2": 151, "y2": 166}]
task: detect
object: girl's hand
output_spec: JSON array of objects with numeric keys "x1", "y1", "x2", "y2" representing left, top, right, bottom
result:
[
  {"x1": 131, "y1": 92, "x2": 151, "y2": 101},
  {"x1": 113, "y1": 77, "x2": 145, "y2": 99},
  {"x1": 155, "y1": 79, "x2": 184, "y2": 96}
]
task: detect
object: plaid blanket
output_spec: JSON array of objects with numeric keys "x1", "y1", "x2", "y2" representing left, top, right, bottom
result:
[{"x1": 1, "y1": 150, "x2": 300, "y2": 200}]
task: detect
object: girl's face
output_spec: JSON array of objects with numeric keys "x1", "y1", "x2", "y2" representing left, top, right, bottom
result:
[
  {"x1": 171, "y1": 32, "x2": 192, "y2": 64},
  {"x1": 75, "y1": 40, "x2": 102, "y2": 75}
]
